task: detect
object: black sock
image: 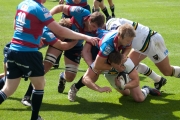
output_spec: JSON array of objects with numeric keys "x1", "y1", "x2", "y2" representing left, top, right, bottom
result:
[
  {"x1": 24, "y1": 83, "x2": 33, "y2": 97},
  {"x1": 102, "y1": 7, "x2": 110, "y2": 18},
  {"x1": 75, "y1": 76, "x2": 85, "y2": 90},
  {"x1": 31, "y1": 89, "x2": 44, "y2": 120},
  {"x1": 110, "y1": 5, "x2": 115, "y2": 17},
  {"x1": 110, "y1": 5, "x2": 115, "y2": 13},
  {"x1": 0, "y1": 76, "x2": 6, "y2": 89},
  {"x1": 0, "y1": 91, "x2": 7, "y2": 104}
]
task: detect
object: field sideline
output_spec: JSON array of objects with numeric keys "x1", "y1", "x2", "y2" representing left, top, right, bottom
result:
[{"x1": 0, "y1": 0, "x2": 180, "y2": 120}]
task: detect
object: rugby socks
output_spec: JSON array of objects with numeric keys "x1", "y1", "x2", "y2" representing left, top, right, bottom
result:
[
  {"x1": 136, "y1": 63, "x2": 161, "y2": 83},
  {"x1": 110, "y1": 5, "x2": 115, "y2": 17},
  {"x1": 75, "y1": 76, "x2": 85, "y2": 90},
  {"x1": 0, "y1": 91, "x2": 7, "y2": 104},
  {"x1": 141, "y1": 88, "x2": 149, "y2": 98},
  {"x1": 24, "y1": 83, "x2": 33, "y2": 97},
  {"x1": 171, "y1": 66, "x2": 180, "y2": 78},
  {"x1": 0, "y1": 76, "x2": 6, "y2": 89},
  {"x1": 31, "y1": 89, "x2": 44, "y2": 120},
  {"x1": 102, "y1": 7, "x2": 110, "y2": 18}
]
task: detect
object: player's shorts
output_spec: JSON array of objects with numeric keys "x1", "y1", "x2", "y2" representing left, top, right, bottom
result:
[
  {"x1": 104, "y1": 74, "x2": 117, "y2": 89},
  {"x1": 3, "y1": 43, "x2": 11, "y2": 63},
  {"x1": 64, "y1": 45, "x2": 83, "y2": 64},
  {"x1": 6, "y1": 50, "x2": 44, "y2": 79},
  {"x1": 134, "y1": 33, "x2": 168, "y2": 63},
  {"x1": 62, "y1": 4, "x2": 91, "y2": 18}
]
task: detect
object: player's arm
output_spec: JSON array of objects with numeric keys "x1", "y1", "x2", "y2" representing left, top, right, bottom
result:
[
  {"x1": 47, "y1": 21, "x2": 99, "y2": 46},
  {"x1": 124, "y1": 69, "x2": 139, "y2": 89},
  {"x1": 82, "y1": 68, "x2": 112, "y2": 93},
  {"x1": 122, "y1": 45, "x2": 132, "y2": 57},
  {"x1": 93, "y1": 55, "x2": 112, "y2": 73},
  {"x1": 52, "y1": 39, "x2": 78, "y2": 50},
  {"x1": 82, "y1": 42, "x2": 94, "y2": 66},
  {"x1": 50, "y1": 4, "x2": 69, "y2": 16}
]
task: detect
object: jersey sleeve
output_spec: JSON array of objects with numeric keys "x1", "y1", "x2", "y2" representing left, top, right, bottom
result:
[
  {"x1": 68, "y1": 6, "x2": 90, "y2": 19},
  {"x1": 98, "y1": 42, "x2": 114, "y2": 58},
  {"x1": 42, "y1": 27, "x2": 58, "y2": 46},
  {"x1": 35, "y1": 6, "x2": 54, "y2": 26}
]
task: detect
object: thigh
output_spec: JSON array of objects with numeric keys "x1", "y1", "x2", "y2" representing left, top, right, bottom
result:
[
  {"x1": 2, "y1": 78, "x2": 21, "y2": 97},
  {"x1": 30, "y1": 76, "x2": 45, "y2": 90},
  {"x1": 128, "y1": 49, "x2": 147, "y2": 66}
]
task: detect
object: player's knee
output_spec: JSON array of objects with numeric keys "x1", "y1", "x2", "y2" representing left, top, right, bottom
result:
[
  {"x1": 44, "y1": 53, "x2": 57, "y2": 65},
  {"x1": 64, "y1": 64, "x2": 78, "y2": 82}
]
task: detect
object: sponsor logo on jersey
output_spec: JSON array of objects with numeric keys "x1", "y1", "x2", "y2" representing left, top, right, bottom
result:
[
  {"x1": 44, "y1": 13, "x2": 51, "y2": 18},
  {"x1": 71, "y1": 6, "x2": 82, "y2": 13},
  {"x1": 48, "y1": 32, "x2": 55, "y2": 39}
]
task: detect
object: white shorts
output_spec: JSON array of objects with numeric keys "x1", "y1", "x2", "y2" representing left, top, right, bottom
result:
[
  {"x1": 134, "y1": 33, "x2": 168, "y2": 63},
  {"x1": 104, "y1": 74, "x2": 118, "y2": 89}
]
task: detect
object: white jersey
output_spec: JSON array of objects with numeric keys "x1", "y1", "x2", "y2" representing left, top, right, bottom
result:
[{"x1": 106, "y1": 18, "x2": 155, "y2": 54}]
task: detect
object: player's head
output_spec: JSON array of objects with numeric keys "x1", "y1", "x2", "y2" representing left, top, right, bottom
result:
[
  {"x1": 88, "y1": 12, "x2": 105, "y2": 32},
  {"x1": 58, "y1": 18, "x2": 72, "y2": 28},
  {"x1": 108, "y1": 51, "x2": 123, "y2": 65},
  {"x1": 72, "y1": 0, "x2": 81, "y2": 4},
  {"x1": 54, "y1": 18, "x2": 72, "y2": 40},
  {"x1": 117, "y1": 23, "x2": 136, "y2": 46}
]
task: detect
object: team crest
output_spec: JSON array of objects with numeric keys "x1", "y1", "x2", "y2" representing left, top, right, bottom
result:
[
  {"x1": 153, "y1": 54, "x2": 159, "y2": 60},
  {"x1": 21, "y1": 4, "x2": 28, "y2": 11}
]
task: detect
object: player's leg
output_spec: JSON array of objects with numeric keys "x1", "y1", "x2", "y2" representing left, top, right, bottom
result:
[
  {"x1": 68, "y1": 66, "x2": 99, "y2": 101},
  {"x1": 129, "y1": 50, "x2": 166, "y2": 89},
  {"x1": 99, "y1": 0, "x2": 111, "y2": 21},
  {"x1": 44, "y1": 46, "x2": 63, "y2": 73},
  {"x1": 92, "y1": 0, "x2": 100, "y2": 13},
  {"x1": 149, "y1": 33, "x2": 180, "y2": 77},
  {"x1": 107, "y1": 0, "x2": 115, "y2": 17},
  {"x1": 136, "y1": 63, "x2": 166, "y2": 90},
  {"x1": 30, "y1": 76, "x2": 45, "y2": 120},
  {"x1": 27, "y1": 52, "x2": 45, "y2": 120},
  {"x1": 58, "y1": 45, "x2": 82, "y2": 93}
]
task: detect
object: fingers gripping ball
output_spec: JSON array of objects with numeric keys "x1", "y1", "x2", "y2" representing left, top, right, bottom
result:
[{"x1": 117, "y1": 72, "x2": 131, "y2": 90}]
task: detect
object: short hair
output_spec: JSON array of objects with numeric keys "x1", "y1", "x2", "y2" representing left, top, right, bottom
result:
[
  {"x1": 108, "y1": 51, "x2": 123, "y2": 65},
  {"x1": 58, "y1": 18, "x2": 72, "y2": 28},
  {"x1": 90, "y1": 12, "x2": 105, "y2": 28},
  {"x1": 117, "y1": 23, "x2": 136, "y2": 39}
]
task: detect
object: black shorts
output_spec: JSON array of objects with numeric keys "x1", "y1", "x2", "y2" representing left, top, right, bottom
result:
[
  {"x1": 6, "y1": 50, "x2": 44, "y2": 79},
  {"x1": 62, "y1": 5, "x2": 91, "y2": 18},
  {"x1": 3, "y1": 43, "x2": 11, "y2": 63},
  {"x1": 64, "y1": 45, "x2": 83, "y2": 64}
]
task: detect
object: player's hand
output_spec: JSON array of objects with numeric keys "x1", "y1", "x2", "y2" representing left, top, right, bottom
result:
[
  {"x1": 115, "y1": 77, "x2": 122, "y2": 88},
  {"x1": 98, "y1": 87, "x2": 112, "y2": 93},
  {"x1": 85, "y1": 36, "x2": 100, "y2": 46},
  {"x1": 59, "y1": 0, "x2": 64, "y2": 4}
]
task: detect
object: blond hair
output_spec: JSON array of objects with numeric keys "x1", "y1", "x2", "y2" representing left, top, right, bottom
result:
[
  {"x1": 58, "y1": 18, "x2": 72, "y2": 28},
  {"x1": 117, "y1": 23, "x2": 136, "y2": 39}
]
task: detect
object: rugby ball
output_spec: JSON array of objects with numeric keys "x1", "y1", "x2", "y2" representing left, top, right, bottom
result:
[{"x1": 116, "y1": 72, "x2": 131, "y2": 90}]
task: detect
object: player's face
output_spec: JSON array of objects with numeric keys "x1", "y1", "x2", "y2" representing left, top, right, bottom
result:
[
  {"x1": 119, "y1": 36, "x2": 133, "y2": 46},
  {"x1": 88, "y1": 21, "x2": 98, "y2": 32},
  {"x1": 73, "y1": 0, "x2": 81, "y2": 4}
]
